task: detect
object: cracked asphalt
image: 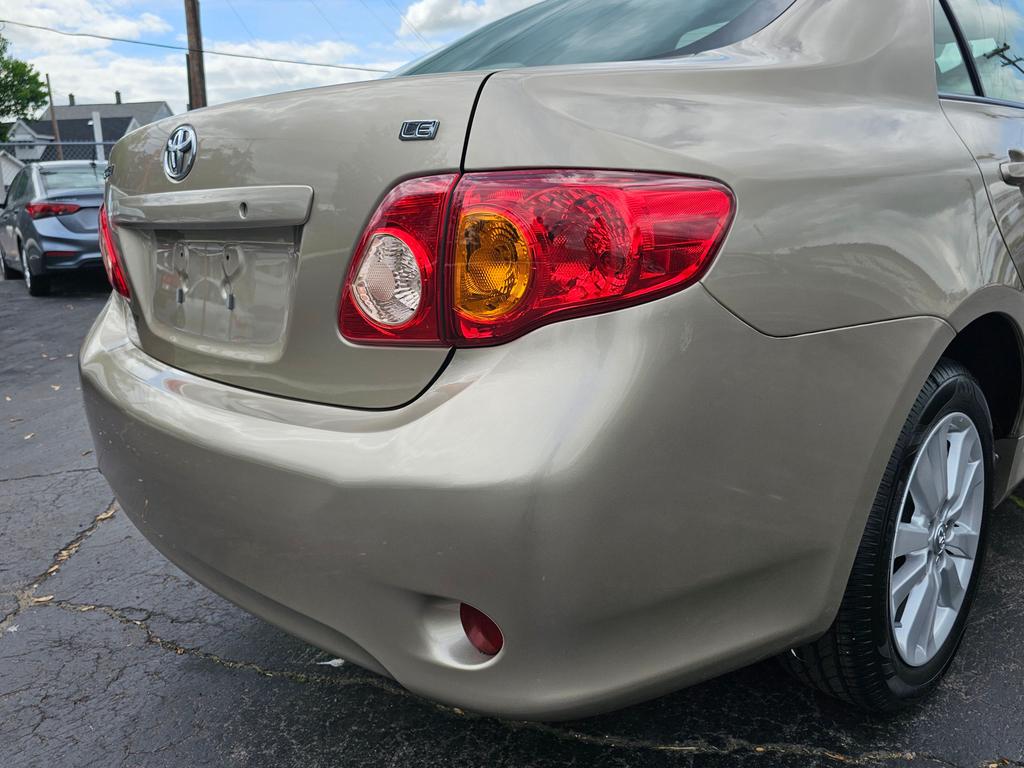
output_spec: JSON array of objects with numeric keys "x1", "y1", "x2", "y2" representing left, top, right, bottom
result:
[{"x1": 1, "y1": 273, "x2": 1023, "y2": 768}]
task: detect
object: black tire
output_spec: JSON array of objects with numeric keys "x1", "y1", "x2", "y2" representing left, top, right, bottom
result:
[
  {"x1": 26, "y1": 275, "x2": 50, "y2": 297},
  {"x1": 20, "y1": 248, "x2": 49, "y2": 297},
  {"x1": 781, "y1": 358, "x2": 993, "y2": 711}
]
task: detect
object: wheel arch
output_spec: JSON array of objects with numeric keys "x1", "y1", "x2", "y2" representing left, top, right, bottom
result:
[
  {"x1": 940, "y1": 312, "x2": 1024, "y2": 439},
  {"x1": 936, "y1": 286, "x2": 1024, "y2": 502}
]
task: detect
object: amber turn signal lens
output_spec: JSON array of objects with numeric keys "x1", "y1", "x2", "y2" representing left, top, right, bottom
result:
[
  {"x1": 452, "y1": 210, "x2": 532, "y2": 321},
  {"x1": 446, "y1": 171, "x2": 734, "y2": 345}
]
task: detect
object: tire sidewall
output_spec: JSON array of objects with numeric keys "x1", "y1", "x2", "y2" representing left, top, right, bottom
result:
[{"x1": 873, "y1": 371, "x2": 993, "y2": 698}]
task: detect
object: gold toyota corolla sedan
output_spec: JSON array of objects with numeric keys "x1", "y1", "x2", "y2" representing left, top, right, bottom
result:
[{"x1": 80, "y1": 0, "x2": 1024, "y2": 718}]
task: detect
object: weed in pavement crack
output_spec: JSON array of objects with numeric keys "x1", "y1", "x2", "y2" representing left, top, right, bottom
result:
[{"x1": 0, "y1": 500, "x2": 116, "y2": 635}]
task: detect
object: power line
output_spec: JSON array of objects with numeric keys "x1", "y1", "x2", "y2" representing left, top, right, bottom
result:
[
  {"x1": 306, "y1": 0, "x2": 346, "y2": 39},
  {"x1": 223, "y1": 0, "x2": 289, "y2": 86},
  {"x1": 0, "y1": 18, "x2": 388, "y2": 73},
  {"x1": 382, "y1": 0, "x2": 432, "y2": 48},
  {"x1": 307, "y1": 0, "x2": 430, "y2": 57},
  {"x1": 305, "y1": 0, "x2": 424, "y2": 63},
  {"x1": 349, "y1": 0, "x2": 422, "y2": 57}
]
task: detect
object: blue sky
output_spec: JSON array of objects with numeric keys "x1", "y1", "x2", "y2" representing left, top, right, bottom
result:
[{"x1": 1, "y1": 0, "x2": 538, "y2": 115}]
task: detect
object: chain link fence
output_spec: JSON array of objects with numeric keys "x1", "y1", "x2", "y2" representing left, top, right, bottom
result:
[{"x1": 1, "y1": 141, "x2": 117, "y2": 163}]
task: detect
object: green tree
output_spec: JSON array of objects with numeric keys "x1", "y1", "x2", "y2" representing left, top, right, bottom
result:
[{"x1": 0, "y1": 34, "x2": 47, "y2": 140}]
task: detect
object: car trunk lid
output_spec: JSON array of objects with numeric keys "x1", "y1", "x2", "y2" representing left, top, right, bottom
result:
[
  {"x1": 105, "y1": 72, "x2": 486, "y2": 408},
  {"x1": 43, "y1": 190, "x2": 102, "y2": 233}
]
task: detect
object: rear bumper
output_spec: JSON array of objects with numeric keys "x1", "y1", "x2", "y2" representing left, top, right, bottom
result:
[
  {"x1": 41, "y1": 250, "x2": 101, "y2": 271},
  {"x1": 26, "y1": 219, "x2": 101, "y2": 273},
  {"x1": 80, "y1": 290, "x2": 953, "y2": 719}
]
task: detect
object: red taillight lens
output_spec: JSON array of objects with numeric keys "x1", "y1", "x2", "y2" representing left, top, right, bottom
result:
[
  {"x1": 339, "y1": 175, "x2": 458, "y2": 345},
  {"x1": 447, "y1": 171, "x2": 734, "y2": 345},
  {"x1": 338, "y1": 171, "x2": 734, "y2": 347},
  {"x1": 25, "y1": 202, "x2": 81, "y2": 219},
  {"x1": 459, "y1": 603, "x2": 504, "y2": 656},
  {"x1": 99, "y1": 205, "x2": 131, "y2": 299}
]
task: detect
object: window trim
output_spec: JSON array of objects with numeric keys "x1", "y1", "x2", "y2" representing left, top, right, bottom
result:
[
  {"x1": 938, "y1": 91, "x2": 1024, "y2": 110},
  {"x1": 27, "y1": 166, "x2": 39, "y2": 201},
  {"x1": 936, "y1": 0, "x2": 1024, "y2": 110}
]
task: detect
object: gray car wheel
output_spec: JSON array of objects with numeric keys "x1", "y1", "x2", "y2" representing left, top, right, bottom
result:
[
  {"x1": 889, "y1": 411, "x2": 984, "y2": 667},
  {"x1": 781, "y1": 358, "x2": 992, "y2": 710},
  {"x1": 20, "y1": 245, "x2": 50, "y2": 297}
]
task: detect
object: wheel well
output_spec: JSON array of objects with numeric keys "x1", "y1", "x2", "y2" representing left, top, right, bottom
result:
[{"x1": 942, "y1": 313, "x2": 1024, "y2": 439}]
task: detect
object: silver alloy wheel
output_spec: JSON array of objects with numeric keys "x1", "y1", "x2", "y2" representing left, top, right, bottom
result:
[
  {"x1": 889, "y1": 412, "x2": 984, "y2": 667},
  {"x1": 21, "y1": 249, "x2": 31, "y2": 291}
]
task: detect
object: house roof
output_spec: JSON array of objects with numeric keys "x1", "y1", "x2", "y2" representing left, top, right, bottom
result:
[
  {"x1": 0, "y1": 150, "x2": 25, "y2": 166},
  {"x1": 40, "y1": 101, "x2": 172, "y2": 126},
  {"x1": 20, "y1": 117, "x2": 135, "y2": 143}
]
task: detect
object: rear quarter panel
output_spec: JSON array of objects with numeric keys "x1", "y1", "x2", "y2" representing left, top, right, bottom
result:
[
  {"x1": 462, "y1": 0, "x2": 1024, "y2": 648},
  {"x1": 465, "y1": 0, "x2": 1021, "y2": 336}
]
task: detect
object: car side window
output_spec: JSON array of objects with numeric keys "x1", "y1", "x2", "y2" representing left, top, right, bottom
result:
[
  {"x1": 935, "y1": 0, "x2": 975, "y2": 95},
  {"x1": 947, "y1": 0, "x2": 1024, "y2": 103},
  {"x1": 6, "y1": 171, "x2": 28, "y2": 207},
  {"x1": 20, "y1": 173, "x2": 35, "y2": 204}
]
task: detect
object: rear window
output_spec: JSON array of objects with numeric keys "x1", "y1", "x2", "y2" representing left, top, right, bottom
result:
[
  {"x1": 398, "y1": 0, "x2": 796, "y2": 77},
  {"x1": 39, "y1": 165, "x2": 106, "y2": 193}
]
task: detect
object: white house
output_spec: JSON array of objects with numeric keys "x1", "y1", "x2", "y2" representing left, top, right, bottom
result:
[
  {"x1": 4, "y1": 115, "x2": 140, "y2": 162},
  {"x1": 0, "y1": 150, "x2": 25, "y2": 198}
]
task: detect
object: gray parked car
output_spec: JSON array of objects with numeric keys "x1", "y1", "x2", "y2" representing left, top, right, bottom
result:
[
  {"x1": 81, "y1": 0, "x2": 1024, "y2": 719},
  {"x1": 0, "y1": 160, "x2": 106, "y2": 296}
]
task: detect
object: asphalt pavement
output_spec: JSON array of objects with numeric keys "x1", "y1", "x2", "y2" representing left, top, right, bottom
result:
[{"x1": 1, "y1": 272, "x2": 1022, "y2": 768}]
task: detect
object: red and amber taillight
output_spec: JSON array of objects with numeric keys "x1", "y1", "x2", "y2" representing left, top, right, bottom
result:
[
  {"x1": 339, "y1": 171, "x2": 734, "y2": 347},
  {"x1": 99, "y1": 204, "x2": 131, "y2": 299}
]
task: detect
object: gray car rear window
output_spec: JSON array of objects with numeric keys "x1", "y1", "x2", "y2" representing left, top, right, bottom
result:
[
  {"x1": 39, "y1": 165, "x2": 107, "y2": 194},
  {"x1": 398, "y1": 0, "x2": 796, "y2": 77}
]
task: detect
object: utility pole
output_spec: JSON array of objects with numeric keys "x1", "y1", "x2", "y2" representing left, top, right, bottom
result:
[
  {"x1": 45, "y1": 74, "x2": 63, "y2": 161},
  {"x1": 184, "y1": 0, "x2": 208, "y2": 109},
  {"x1": 186, "y1": 54, "x2": 194, "y2": 110}
]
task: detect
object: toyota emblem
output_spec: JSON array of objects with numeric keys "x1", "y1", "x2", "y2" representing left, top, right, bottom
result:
[{"x1": 164, "y1": 125, "x2": 197, "y2": 181}]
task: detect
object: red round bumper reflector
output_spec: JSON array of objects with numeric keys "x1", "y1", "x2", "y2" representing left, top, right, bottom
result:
[{"x1": 459, "y1": 603, "x2": 503, "y2": 656}]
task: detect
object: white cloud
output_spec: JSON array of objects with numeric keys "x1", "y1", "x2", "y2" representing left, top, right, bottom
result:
[
  {"x1": 2, "y1": 1, "x2": 398, "y2": 116},
  {"x1": 19, "y1": 43, "x2": 398, "y2": 116},
  {"x1": 200, "y1": 39, "x2": 398, "y2": 108},
  {"x1": 400, "y1": 0, "x2": 540, "y2": 38},
  {"x1": 3, "y1": 0, "x2": 171, "y2": 53}
]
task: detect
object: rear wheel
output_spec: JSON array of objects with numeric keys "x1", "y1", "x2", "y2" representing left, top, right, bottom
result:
[
  {"x1": 782, "y1": 359, "x2": 991, "y2": 710},
  {"x1": 21, "y1": 246, "x2": 49, "y2": 297}
]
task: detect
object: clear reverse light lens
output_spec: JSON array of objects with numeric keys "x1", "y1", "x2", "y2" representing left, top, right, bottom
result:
[{"x1": 351, "y1": 231, "x2": 423, "y2": 327}]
